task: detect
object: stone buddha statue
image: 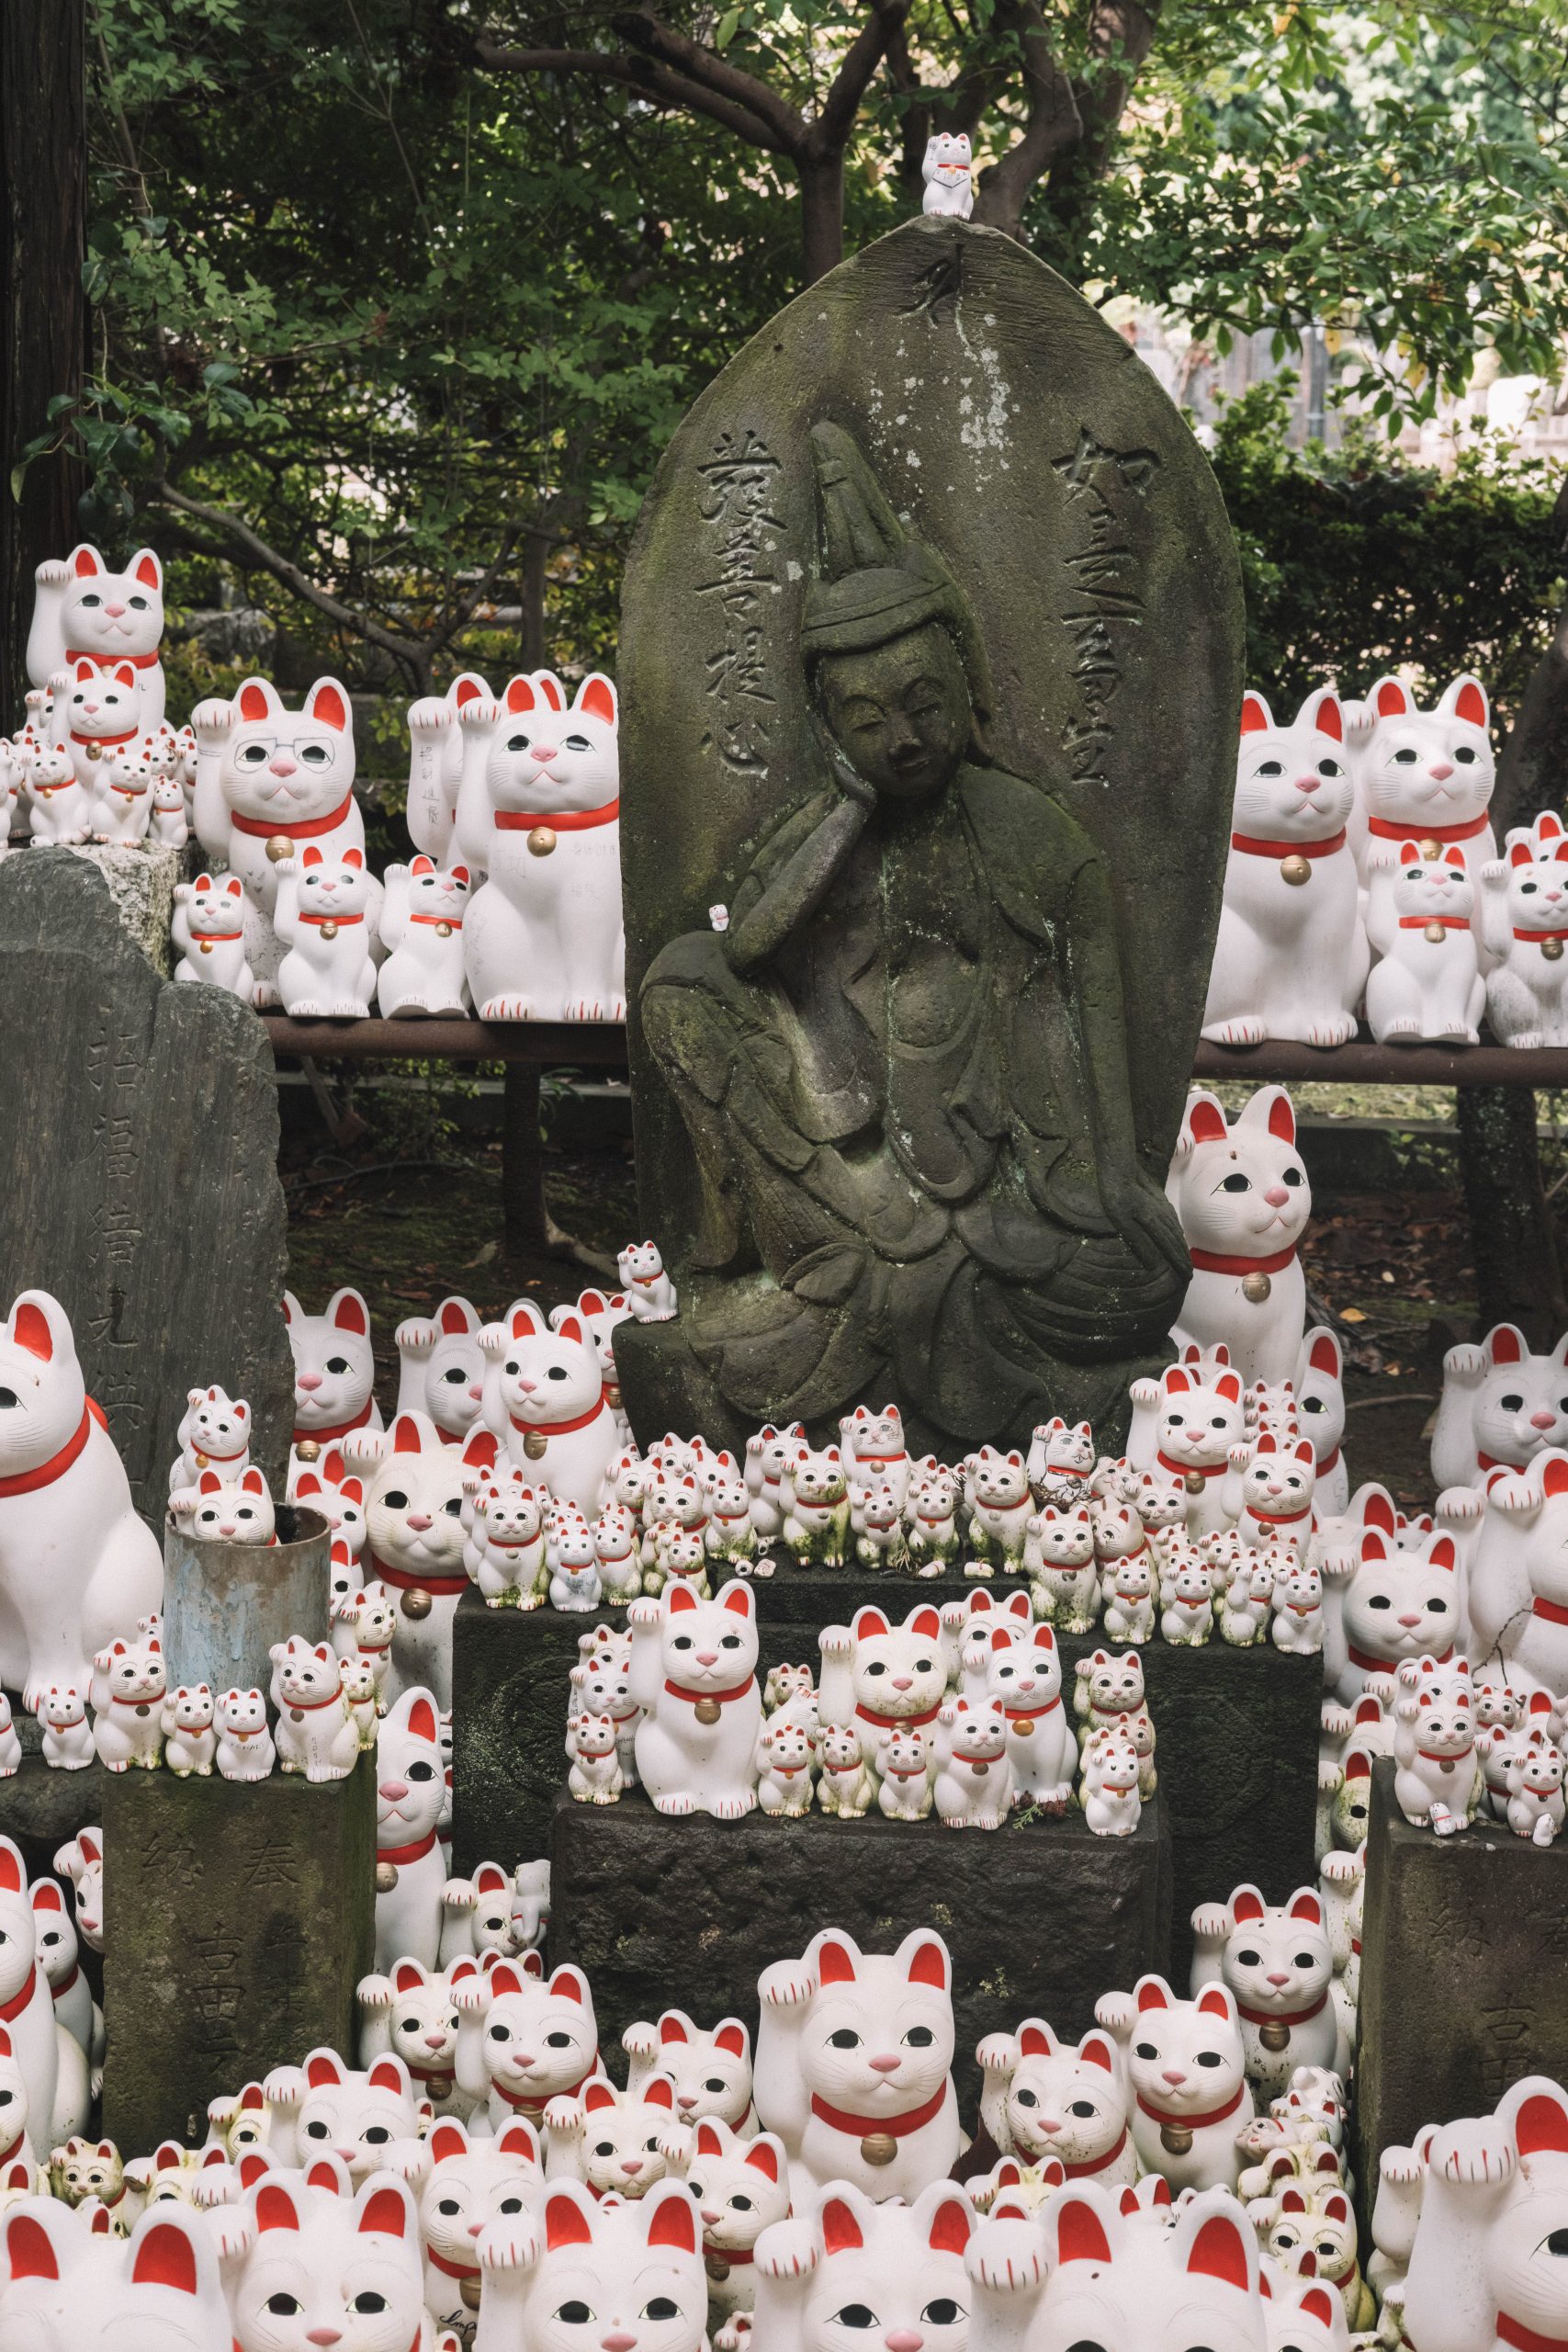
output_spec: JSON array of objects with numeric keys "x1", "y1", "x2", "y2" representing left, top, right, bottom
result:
[{"x1": 634, "y1": 420, "x2": 1189, "y2": 1453}]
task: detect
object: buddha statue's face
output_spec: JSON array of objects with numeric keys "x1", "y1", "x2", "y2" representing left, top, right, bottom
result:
[{"x1": 817, "y1": 622, "x2": 971, "y2": 802}]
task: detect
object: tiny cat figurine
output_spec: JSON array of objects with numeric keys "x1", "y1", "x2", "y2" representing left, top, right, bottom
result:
[
  {"x1": 345, "y1": 1408, "x2": 469, "y2": 1708},
  {"x1": 284, "y1": 1285, "x2": 383, "y2": 1474},
  {"x1": 1159, "y1": 1557, "x2": 1216, "y2": 1645},
  {"x1": 355, "y1": 1953, "x2": 467, "y2": 2113},
  {"x1": 1480, "y1": 819, "x2": 1568, "y2": 1045},
  {"x1": 167, "y1": 1385, "x2": 252, "y2": 1496},
  {"x1": 51, "y1": 658, "x2": 148, "y2": 789},
  {"x1": 261, "y1": 2045, "x2": 424, "y2": 2180},
  {"x1": 161, "y1": 1685, "x2": 217, "y2": 1778},
  {"x1": 966, "y1": 1444, "x2": 1033, "y2": 1570},
  {"x1": 85, "y1": 737, "x2": 156, "y2": 843},
  {"x1": 921, "y1": 129, "x2": 974, "y2": 216},
  {"x1": 745, "y1": 2178, "x2": 973, "y2": 2352},
  {"x1": 1204, "y1": 686, "x2": 1367, "y2": 1046},
  {"x1": 39, "y1": 1685, "x2": 94, "y2": 1770},
  {"x1": 1392, "y1": 1653, "x2": 1483, "y2": 1834},
  {"x1": 1026, "y1": 1414, "x2": 1099, "y2": 1501},
  {"x1": 568, "y1": 1710, "x2": 626, "y2": 1803},
  {"x1": 460, "y1": 670, "x2": 625, "y2": 1020},
  {"x1": 841, "y1": 1403, "x2": 912, "y2": 1512},
  {"x1": 169, "y1": 1464, "x2": 276, "y2": 1544},
  {"x1": 479, "y1": 1298, "x2": 618, "y2": 1516},
  {"x1": 466, "y1": 1470, "x2": 547, "y2": 1608},
  {"x1": 1168, "y1": 1086, "x2": 1311, "y2": 1388},
  {"x1": 1430, "y1": 1319, "x2": 1568, "y2": 1491},
  {"x1": 413, "y1": 2112, "x2": 539, "y2": 2340},
  {"x1": 452, "y1": 1957, "x2": 604, "y2": 2131},
  {"x1": 1366, "y1": 842, "x2": 1484, "y2": 1043},
  {"x1": 373, "y1": 1685, "x2": 447, "y2": 1968},
  {"x1": 781, "y1": 1442, "x2": 850, "y2": 1566},
  {"x1": 628, "y1": 1578, "x2": 761, "y2": 1818},
  {"x1": 270, "y1": 1638, "x2": 359, "y2": 1783},
  {"x1": 215, "y1": 1683, "x2": 276, "y2": 1769},
  {"x1": 933, "y1": 1693, "x2": 1012, "y2": 1827},
  {"x1": 1128, "y1": 1359, "x2": 1248, "y2": 1541},
  {"x1": 1100, "y1": 1546, "x2": 1156, "y2": 1645},
  {"x1": 91, "y1": 1630, "x2": 167, "y2": 1771},
  {"x1": 1270, "y1": 1558, "x2": 1324, "y2": 1653},
  {"x1": 1224, "y1": 1433, "x2": 1317, "y2": 1558},
  {"x1": 544, "y1": 2070, "x2": 682, "y2": 2199},
  {"x1": 150, "y1": 773, "x2": 188, "y2": 845},
  {"x1": 393, "y1": 1295, "x2": 485, "y2": 1441},
  {"x1": 979, "y1": 1620, "x2": 1077, "y2": 1809},
  {"x1": 818, "y1": 1602, "x2": 947, "y2": 1773},
  {"x1": 0, "y1": 1290, "x2": 164, "y2": 1710},
  {"x1": 377, "y1": 856, "x2": 472, "y2": 1016},
  {"x1": 664, "y1": 2118, "x2": 788, "y2": 2328},
  {"x1": 21, "y1": 738, "x2": 90, "y2": 843},
  {"x1": 976, "y1": 2017, "x2": 1134, "y2": 2183},
  {"x1": 1024, "y1": 1503, "x2": 1100, "y2": 1630},
  {"x1": 617, "y1": 1238, "x2": 678, "y2": 1322},
  {"x1": 274, "y1": 845, "x2": 379, "y2": 1019},
  {"x1": 403, "y1": 670, "x2": 491, "y2": 861},
  {"x1": 817, "y1": 1722, "x2": 874, "y2": 1817},
  {"x1": 756, "y1": 1717, "x2": 815, "y2": 1815},
  {"x1": 622, "y1": 2008, "x2": 755, "y2": 2133},
  {"x1": 753, "y1": 1928, "x2": 959, "y2": 2202},
  {"x1": 228, "y1": 2170, "x2": 426, "y2": 2352},
  {"x1": 473, "y1": 2177, "x2": 705, "y2": 2352},
  {"x1": 1094, "y1": 1973, "x2": 1256, "y2": 2191},
  {"x1": 191, "y1": 678, "x2": 366, "y2": 1000},
  {"x1": 1352, "y1": 672, "x2": 1496, "y2": 902},
  {"x1": 1081, "y1": 1726, "x2": 1143, "y2": 1835},
  {"x1": 876, "y1": 1722, "x2": 935, "y2": 1818},
  {"x1": 1321, "y1": 1523, "x2": 1462, "y2": 1704},
  {"x1": 1189, "y1": 1884, "x2": 1349, "y2": 2098},
  {"x1": 171, "y1": 873, "x2": 254, "y2": 999},
  {"x1": 28, "y1": 545, "x2": 167, "y2": 732},
  {"x1": 1506, "y1": 1730, "x2": 1565, "y2": 1843}
]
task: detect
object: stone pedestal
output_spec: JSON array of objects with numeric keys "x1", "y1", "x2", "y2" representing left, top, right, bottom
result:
[
  {"x1": 450, "y1": 1581, "x2": 1319, "y2": 1958},
  {"x1": 163, "y1": 1503, "x2": 331, "y2": 1692},
  {"x1": 549, "y1": 1787, "x2": 1170, "y2": 2115},
  {"x1": 0, "y1": 1743, "x2": 111, "y2": 1885},
  {"x1": 1353, "y1": 1759, "x2": 1568, "y2": 2188},
  {"x1": 0, "y1": 854, "x2": 293, "y2": 1505},
  {"x1": 101, "y1": 1753, "x2": 376, "y2": 2151},
  {"x1": 58, "y1": 841, "x2": 188, "y2": 976}
]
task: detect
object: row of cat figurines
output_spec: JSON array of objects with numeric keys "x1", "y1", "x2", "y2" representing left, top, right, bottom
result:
[{"x1": 1210, "y1": 675, "x2": 1568, "y2": 1047}]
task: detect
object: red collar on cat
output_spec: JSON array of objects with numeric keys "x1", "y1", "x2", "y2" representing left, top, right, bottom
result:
[
  {"x1": 66, "y1": 644, "x2": 159, "y2": 668},
  {"x1": 68, "y1": 723, "x2": 140, "y2": 749},
  {"x1": 1534, "y1": 1597, "x2": 1568, "y2": 1626},
  {"x1": 0, "y1": 1965, "x2": 39, "y2": 2026},
  {"x1": 367, "y1": 1549, "x2": 469, "y2": 1599},
  {"x1": 1004, "y1": 1695, "x2": 1061, "y2": 1723},
  {"x1": 855, "y1": 1698, "x2": 941, "y2": 1730},
  {"x1": 1189, "y1": 1242, "x2": 1298, "y2": 1277},
  {"x1": 1347, "y1": 1641, "x2": 1453, "y2": 1672},
  {"x1": 1514, "y1": 926, "x2": 1568, "y2": 944},
  {"x1": 1229, "y1": 827, "x2": 1346, "y2": 859},
  {"x1": 1243, "y1": 1499, "x2": 1313, "y2": 1526},
  {"x1": 492, "y1": 2057, "x2": 600, "y2": 2112},
  {"x1": 1497, "y1": 2318, "x2": 1568, "y2": 2352},
  {"x1": 427, "y1": 2246, "x2": 479, "y2": 2282},
  {"x1": 378, "y1": 1828, "x2": 439, "y2": 1866},
  {"x1": 495, "y1": 798, "x2": 619, "y2": 832},
  {"x1": 1058, "y1": 2125, "x2": 1130, "y2": 2177},
  {"x1": 1135, "y1": 2082, "x2": 1246, "y2": 2131},
  {"x1": 508, "y1": 1399, "x2": 607, "y2": 1440},
  {"x1": 293, "y1": 1398, "x2": 375, "y2": 1446},
  {"x1": 663, "y1": 1677, "x2": 755, "y2": 1707},
  {"x1": 1399, "y1": 913, "x2": 1468, "y2": 930},
  {"x1": 1367, "y1": 809, "x2": 1489, "y2": 843},
  {"x1": 410, "y1": 911, "x2": 462, "y2": 929},
  {"x1": 1235, "y1": 1990, "x2": 1327, "y2": 2029},
  {"x1": 231, "y1": 792, "x2": 355, "y2": 841},
  {"x1": 809, "y1": 2082, "x2": 947, "y2": 2141},
  {"x1": 0, "y1": 1398, "x2": 106, "y2": 1498},
  {"x1": 284, "y1": 1681, "x2": 347, "y2": 1712},
  {"x1": 1157, "y1": 1451, "x2": 1224, "y2": 1480},
  {"x1": 300, "y1": 910, "x2": 365, "y2": 928}
]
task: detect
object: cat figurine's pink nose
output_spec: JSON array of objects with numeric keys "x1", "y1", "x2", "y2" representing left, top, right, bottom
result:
[
  {"x1": 1267, "y1": 1970, "x2": 1292, "y2": 1987},
  {"x1": 868, "y1": 2052, "x2": 902, "y2": 2074},
  {"x1": 270, "y1": 752, "x2": 298, "y2": 775},
  {"x1": 104, "y1": 600, "x2": 127, "y2": 616},
  {"x1": 1162, "y1": 2067, "x2": 1187, "y2": 2086},
  {"x1": 1263, "y1": 1182, "x2": 1290, "y2": 1207},
  {"x1": 1532, "y1": 1409, "x2": 1556, "y2": 1430},
  {"x1": 601, "y1": 2334, "x2": 637, "y2": 2351},
  {"x1": 695, "y1": 1650, "x2": 718, "y2": 1668},
  {"x1": 306, "y1": 2332, "x2": 342, "y2": 2347},
  {"x1": 1292, "y1": 774, "x2": 1319, "y2": 793},
  {"x1": 406, "y1": 1511, "x2": 433, "y2": 1532},
  {"x1": 298, "y1": 1372, "x2": 323, "y2": 1392},
  {"x1": 1398, "y1": 1611, "x2": 1423, "y2": 1628},
  {"x1": 1429, "y1": 759, "x2": 1455, "y2": 780},
  {"x1": 531, "y1": 744, "x2": 558, "y2": 763},
  {"x1": 885, "y1": 2333, "x2": 925, "y2": 2352},
  {"x1": 379, "y1": 1777, "x2": 411, "y2": 1802},
  {"x1": 892, "y1": 1675, "x2": 913, "y2": 1691}
]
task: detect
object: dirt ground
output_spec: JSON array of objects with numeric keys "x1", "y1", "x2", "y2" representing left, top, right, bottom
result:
[{"x1": 283, "y1": 1112, "x2": 1471, "y2": 1511}]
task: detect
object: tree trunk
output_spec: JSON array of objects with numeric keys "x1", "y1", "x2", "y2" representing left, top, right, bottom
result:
[
  {"x1": 799, "y1": 156, "x2": 845, "y2": 286},
  {"x1": 1, "y1": 0, "x2": 87, "y2": 722},
  {"x1": 1455, "y1": 1085, "x2": 1567, "y2": 1342},
  {"x1": 1495, "y1": 481, "x2": 1568, "y2": 836},
  {"x1": 519, "y1": 528, "x2": 548, "y2": 671}
]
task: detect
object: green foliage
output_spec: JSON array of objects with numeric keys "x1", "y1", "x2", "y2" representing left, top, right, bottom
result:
[{"x1": 1210, "y1": 374, "x2": 1567, "y2": 723}]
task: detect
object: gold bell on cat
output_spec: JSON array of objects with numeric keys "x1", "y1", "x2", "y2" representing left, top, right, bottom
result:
[
  {"x1": 296, "y1": 1440, "x2": 321, "y2": 1464},
  {"x1": 1258, "y1": 2019, "x2": 1292, "y2": 2053},
  {"x1": 1418, "y1": 837, "x2": 1443, "y2": 861},
  {"x1": 860, "y1": 2132, "x2": 898, "y2": 2166},
  {"x1": 400, "y1": 1587, "x2": 433, "y2": 1621},
  {"x1": 460, "y1": 2278, "x2": 482, "y2": 2312},
  {"x1": 1280, "y1": 854, "x2": 1312, "y2": 888},
  {"x1": 376, "y1": 1860, "x2": 399, "y2": 1894},
  {"x1": 1242, "y1": 1271, "x2": 1272, "y2": 1303},
  {"x1": 1424, "y1": 920, "x2": 1448, "y2": 944},
  {"x1": 1184, "y1": 1469, "x2": 1206, "y2": 1495},
  {"x1": 1159, "y1": 2122, "x2": 1194, "y2": 2157},
  {"x1": 527, "y1": 826, "x2": 557, "y2": 857},
  {"x1": 524, "y1": 1430, "x2": 549, "y2": 1461},
  {"x1": 705, "y1": 2255, "x2": 730, "y2": 2285},
  {"x1": 198, "y1": 938, "x2": 215, "y2": 956},
  {"x1": 435, "y1": 920, "x2": 453, "y2": 939},
  {"x1": 265, "y1": 834, "x2": 294, "y2": 864},
  {"x1": 1546, "y1": 936, "x2": 1565, "y2": 963},
  {"x1": 694, "y1": 1698, "x2": 723, "y2": 1726},
  {"x1": 318, "y1": 919, "x2": 339, "y2": 942}
]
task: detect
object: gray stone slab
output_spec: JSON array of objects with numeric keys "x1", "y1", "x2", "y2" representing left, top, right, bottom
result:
[
  {"x1": 617, "y1": 215, "x2": 1243, "y2": 1459},
  {"x1": 549, "y1": 1785, "x2": 1170, "y2": 2116},
  {"x1": 0, "y1": 854, "x2": 293, "y2": 1504},
  {"x1": 1353, "y1": 1758, "x2": 1568, "y2": 2188},
  {"x1": 58, "y1": 841, "x2": 188, "y2": 975},
  {"x1": 0, "y1": 1744, "x2": 113, "y2": 1886},
  {"x1": 101, "y1": 1754, "x2": 376, "y2": 2153}
]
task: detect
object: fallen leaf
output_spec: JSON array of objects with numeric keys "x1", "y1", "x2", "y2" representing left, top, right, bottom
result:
[{"x1": 1342, "y1": 1307, "x2": 1367, "y2": 1324}]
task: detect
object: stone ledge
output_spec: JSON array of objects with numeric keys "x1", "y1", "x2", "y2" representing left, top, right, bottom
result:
[{"x1": 548, "y1": 1784, "x2": 1171, "y2": 2114}]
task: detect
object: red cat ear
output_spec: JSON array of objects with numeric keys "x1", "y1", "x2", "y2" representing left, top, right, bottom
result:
[
  {"x1": 1196, "y1": 1984, "x2": 1234, "y2": 2021},
  {"x1": 1363, "y1": 1487, "x2": 1396, "y2": 1535},
  {"x1": 1266, "y1": 1089, "x2": 1296, "y2": 1145},
  {"x1": 1280, "y1": 2187, "x2": 1307, "y2": 2214},
  {"x1": 131, "y1": 2219, "x2": 201, "y2": 2295},
  {"x1": 307, "y1": 2051, "x2": 344, "y2": 2087},
  {"x1": 1055, "y1": 2193, "x2": 1113, "y2": 2266},
  {"x1": 429, "y1": 2121, "x2": 467, "y2": 2165},
  {"x1": 358, "y1": 2186, "x2": 409, "y2": 2239},
  {"x1": 1489, "y1": 1323, "x2": 1527, "y2": 1366},
  {"x1": 1312, "y1": 691, "x2": 1343, "y2": 741},
  {"x1": 583, "y1": 2080, "x2": 617, "y2": 2114},
  {"x1": 343, "y1": 846, "x2": 364, "y2": 870},
  {"x1": 714, "y1": 2021, "x2": 747, "y2": 2057},
  {"x1": 1019, "y1": 2022, "x2": 1052, "y2": 2059},
  {"x1": 1135, "y1": 1976, "x2": 1170, "y2": 2012},
  {"x1": 1165, "y1": 1367, "x2": 1190, "y2": 1395},
  {"x1": 556, "y1": 1315, "x2": 585, "y2": 1346},
  {"x1": 910, "y1": 1606, "x2": 942, "y2": 1641},
  {"x1": 642, "y1": 2075, "x2": 676, "y2": 2111},
  {"x1": 1231, "y1": 1888, "x2": 1266, "y2": 1924},
  {"x1": 133, "y1": 549, "x2": 163, "y2": 589},
  {"x1": 904, "y1": 1933, "x2": 949, "y2": 1991},
  {"x1": 744, "y1": 2135, "x2": 780, "y2": 2181},
  {"x1": 548, "y1": 1965, "x2": 590, "y2": 2007},
  {"x1": 113, "y1": 662, "x2": 138, "y2": 691},
  {"x1": 928, "y1": 2192, "x2": 971, "y2": 2256},
  {"x1": 392, "y1": 1960, "x2": 426, "y2": 1992},
  {"x1": 72, "y1": 545, "x2": 102, "y2": 577},
  {"x1": 1429, "y1": 1535, "x2": 1456, "y2": 1572},
  {"x1": 238, "y1": 679, "x2": 273, "y2": 723},
  {"x1": 669, "y1": 1583, "x2": 698, "y2": 1615},
  {"x1": 1309, "y1": 1332, "x2": 1339, "y2": 1375},
  {"x1": 1214, "y1": 1373, "x2": 1243, "y2": 1403},
  {"x1": 305, "y1": 679, "x2": 349, "y2": 732},
  {"x1": 545, "y1": 2188, "x2": 595, "y2": 2250},
  {"x1": 1343, "y1": 1748, "x2": 1372, "y2": 1781},
  {"x1": 1186, "y1": 1095, "x2": 1228, "y2": 1146},
  {"x1": 4, "y1": 2211, "x2": 60, "y2": 2280},
  {"x1": 818, "y1": 1935, "x2": 859, "y2": 1987},
  {"x1": 1078, "y1": 2031, "x2": 1117, "y2": 2074},
  {"x1": 1511, "y1": 841, "x2": 1536, "y2": 867},
  {"x1": 822, "y1": 2197, "x2": 864, "y2": 2255},
  {"x1": 1399, "y1": 840, "x2": 1421, "y2": 865},
  {"x1": 1376, "y1": 679, "x2": 1411, "y2": 717},
  {"x1": 367, "y1": 2058, "x2": 407, "y2": 2097},
  {"x1": 505, "y1": 675, "x2": 538, "y2": 714},
  {"x1": 1187, "y1": 2212, "x2": 1251, "y2": 2291},
  {"x1": 1453, "y1": 677, "x2": 1488, "y2": 729},
  {"x1": 1300, "y1": 2287, "x2": 1337, "y2": 2329},
  {"x1": 1239, "y1": 693, "x2": 1270, "y2": 735},
  {"x1": 392, "y1": 1414, "x2": 423, "y2": 1454},
  {"x1": 330, "y1": 1288, "x2": 369, "y2": 1335},
  {"x1": 851, "y1": 1607, "x2": 891, "y2": 1641},
  {"x1": 577, "y1": 673, "x2": 617, "y2": 727},
  {"x1": 198, "y1": 1469, "x2": 221, "y2": 1495},
  {"x1": 10, "y1": 1300, "x2": 55, "y2": 1362},
  {"x1": 1288, "y1": 1890, "x2": 1323, "y2": 1925}
]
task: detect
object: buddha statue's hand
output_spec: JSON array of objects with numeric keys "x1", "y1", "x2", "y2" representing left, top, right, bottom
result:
[
  {"x1": 1099, "y1": 1165, "x2": 1190, "y2": 1286},
  {"x1": 811, "y1": 715, "x2": 877, "y2": 811}
]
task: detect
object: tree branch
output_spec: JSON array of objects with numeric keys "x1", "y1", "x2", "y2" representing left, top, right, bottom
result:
[
  {"x1": 971, "y1": 0, "x2": 1083, "y2": 237},
  {"x1": 809, "y1": 0, "x2": 910, "y2": 158},
  {"x1": 146, "y1": 480, "x2": 434, "y2": 692},
  {"x1": 471, "y1": 34, "x2": 795, "y2": 153},
  {"x1": 1067, "y1": 0, "x2": 1162, "y2": 182},
  {"x1": 609, "y1": 10, "x2": 807, "y2": 151}
]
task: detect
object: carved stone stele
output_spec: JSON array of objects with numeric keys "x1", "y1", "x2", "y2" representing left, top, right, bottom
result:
[{"x1": 618, "y1": 217, "x2": 1244, "y2": 1456}]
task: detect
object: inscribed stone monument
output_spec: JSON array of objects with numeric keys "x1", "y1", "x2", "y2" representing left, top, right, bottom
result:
[
  {"x1": 0, "y1": 854, "x2": 293, "y2": 1505},
  {"x1": 617, "y1": 217, "x2": 1246, "y2": 1455}
]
